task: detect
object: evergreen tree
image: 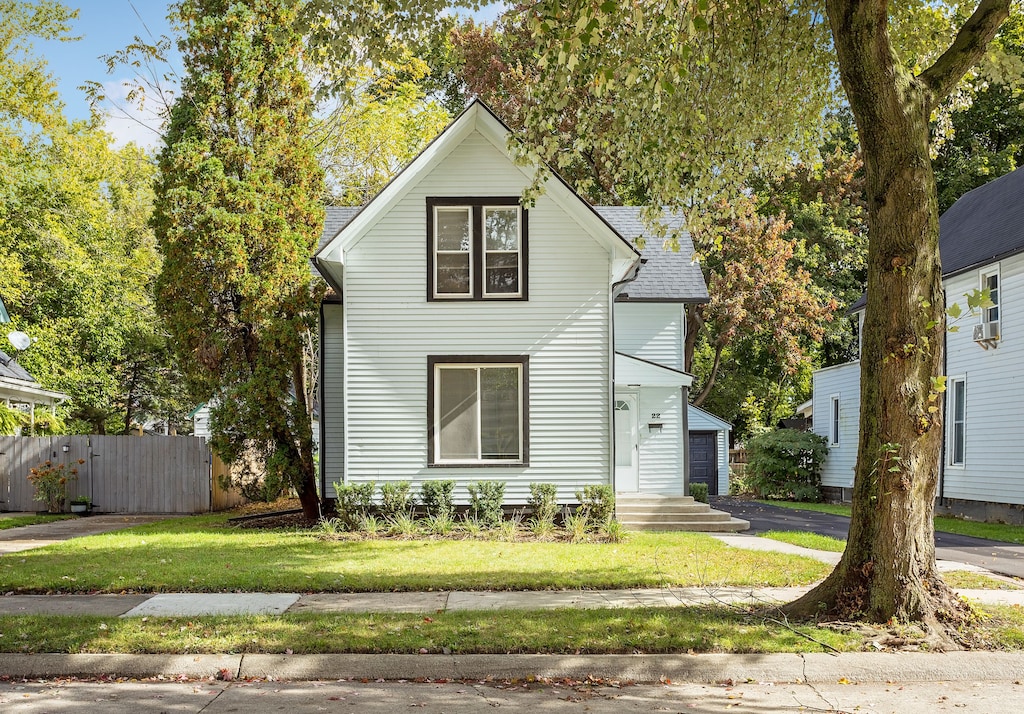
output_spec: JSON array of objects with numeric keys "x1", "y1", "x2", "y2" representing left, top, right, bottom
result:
[{"x1": 153, "y1": 0, "x2": 325, "y2": 518}]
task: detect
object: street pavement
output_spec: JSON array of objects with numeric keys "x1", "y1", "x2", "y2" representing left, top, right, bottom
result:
[{"x1": 714, "y1": 496, "x2": 1024, "y2": 579}]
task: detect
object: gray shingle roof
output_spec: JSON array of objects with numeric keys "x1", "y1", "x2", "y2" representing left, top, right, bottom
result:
[
  {"x1": 316, "y1": 206, "x2": 708, "y2": 302},
  {"x1": 0, "y1": 349, "x2": 36, "y2": 383},
  {"x1": 939, "y1": 165, "x2": 1024, "y2": 277},
  {"x1": 848, "y1": 165, "x2": 1024, "y2": 312},
  {"x1": 318, "y1": 207, "x2": 361, "y2": 253},
  {"x1": 595, "y1": 206, "x2": 708, "y2": 302}
]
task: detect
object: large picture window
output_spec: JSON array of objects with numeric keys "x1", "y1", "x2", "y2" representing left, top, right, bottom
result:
[
  {"x1": 428, "y1": 198, "x2": 527, "y2": 300},
  {"x1": 428, "y1": 356, "x2": 528, "y2": 465}
]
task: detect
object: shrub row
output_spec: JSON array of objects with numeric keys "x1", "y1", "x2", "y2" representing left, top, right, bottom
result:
[{"x1": 330, "y1": 479, "x2": 617, "y2": 533}]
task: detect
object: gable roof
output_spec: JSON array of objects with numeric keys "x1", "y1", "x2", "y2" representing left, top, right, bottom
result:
[
  {"x1": 940, "y1": 165, "x2": 1024, "y2": 278},
  {"x1": 847, "y1": 166, "x2": 1024, "y2": 313},
  {"x1": 316, "y1": 204, "x2": 708, "y2": 302},
  {"x1": 0, "y1": 349, "x2": 68, "y2": 405},
  {"x1": 596, "y1": 207, "x2": 708, "y2": 303},
  {"x1": 0, "y1": 349, "x2": 33, "y2": 383},
  {"x1": 314, "y1": 99, "x2": 639, "y2": 276}
]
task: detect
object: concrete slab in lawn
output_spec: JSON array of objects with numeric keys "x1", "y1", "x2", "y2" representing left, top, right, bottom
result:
[
  {"x1": 0, "y1": 594, "x2": 148, "y2": 617},
  {"x1": 287, "y1": 592, "x2": 448, "y2": 614},
  {"x1": 122, "y1": 593, "x2": 299, "y2": 617}
]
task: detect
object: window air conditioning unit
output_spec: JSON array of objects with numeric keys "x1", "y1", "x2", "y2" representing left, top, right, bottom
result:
[{"x1": 973, "y1": 321, "x2": 1000, "y2": 342}]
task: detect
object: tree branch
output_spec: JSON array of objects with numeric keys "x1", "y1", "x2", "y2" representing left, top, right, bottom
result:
[{"x1": 918, "y1": 0, "x2": 1011, "y2": 105}]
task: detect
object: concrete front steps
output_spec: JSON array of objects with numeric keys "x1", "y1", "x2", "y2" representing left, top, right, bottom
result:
[{"x1": 616, "y1": 494, "x2": 750, "y2": 532}]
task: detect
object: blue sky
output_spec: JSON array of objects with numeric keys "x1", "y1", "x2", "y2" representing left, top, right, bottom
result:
[
  {"x1": 39, "y1": 1, "x2": 505, "y2": 148},
  {"x1": 39, "y1": 1, "x2": 175, "y2": 144}
]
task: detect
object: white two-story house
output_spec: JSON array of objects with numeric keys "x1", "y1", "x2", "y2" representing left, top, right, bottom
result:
[
  {"x1": 313, "y1": 101, "x2": 740, "y2": 527},
  {"x1": 812, "y1": 166, "x2": 1024, "y2": 523}
]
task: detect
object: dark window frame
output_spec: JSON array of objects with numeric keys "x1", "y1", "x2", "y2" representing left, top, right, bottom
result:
[
  {"x1": 426, "y1": 197, "x2": 529, "y2": 301},
  {"x1": 427, "y1": 355, "x2": 530, "y2": 467}
]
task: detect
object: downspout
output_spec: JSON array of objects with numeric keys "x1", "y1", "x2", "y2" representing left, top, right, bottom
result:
[
  {"x1": 318, "y1": 301, "x2": 327, "y2": 500},
  {"x1": 610, "y1": 258, "x2": 643, "y2": 492},
  {"x1": 681, "y1": 384, "x2": 690, "y2": 496}
]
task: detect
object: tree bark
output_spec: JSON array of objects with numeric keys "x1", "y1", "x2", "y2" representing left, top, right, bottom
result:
[
  {"x1": 291, "y1": 352, "x2": 320, "y2": 521},
  {"x1": 784, "y1": 0, "x2": 1009, "y2": 643}
]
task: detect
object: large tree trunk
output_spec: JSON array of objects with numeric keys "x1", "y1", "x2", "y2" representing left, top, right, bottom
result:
[
  {"x1": 291, "y1": 354, "x2": 321, "y2": 521},
  {"x1": 784, "y1": 0, "x2": 1009, "y2": 642}
]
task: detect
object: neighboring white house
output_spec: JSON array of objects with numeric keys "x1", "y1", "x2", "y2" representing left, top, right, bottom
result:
[
  {"x1": 314, "y1": 100, "x2": 730, "y2": 507},
  {"x1": 0, "y1": 297, "x2": 68, "y2": 432},
  {"x1": 811, "y1": 166, "x2": 1024, "y2": 522}
]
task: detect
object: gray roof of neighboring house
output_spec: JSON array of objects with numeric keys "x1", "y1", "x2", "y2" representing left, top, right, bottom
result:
[
  {"x1": 316, "y1": 205, "x2": 707, "y2": 302},
  {"x1": 848, "y1": 166, "x2": 1024, "y2": 313},
  {"x1": 939, "y1": 165, "x2": 1024, "y2": 277},
  {"x1": 0, "y1": 349, "x2": 37, "y2": 383}
]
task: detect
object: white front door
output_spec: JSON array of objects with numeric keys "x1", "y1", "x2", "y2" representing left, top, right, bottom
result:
[{"x1": 614, "y1": 393, "x2": 639, "y2": 492}]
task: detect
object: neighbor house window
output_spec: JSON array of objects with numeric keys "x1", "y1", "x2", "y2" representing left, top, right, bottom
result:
[
  {"x1": 981, "y1": 268, "x2": 1000, "y2": 324},
  {"x1": 830, "y1": 395, "x2": 840, "y2": 446},
  {"x1": 428, "y1": 356, "x2": 528, "y2": 465},
  {"x1": 428, "y1": 198, "x2": 527, "y2": 300},
  {"x1": 948, "y1": 377, "x2": 966, "y2": 467}
]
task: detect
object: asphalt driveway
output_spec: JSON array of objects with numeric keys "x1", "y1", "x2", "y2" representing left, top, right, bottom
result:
[{"x1": 713, "y1": 496, "x2": 1024, "y2": 579}]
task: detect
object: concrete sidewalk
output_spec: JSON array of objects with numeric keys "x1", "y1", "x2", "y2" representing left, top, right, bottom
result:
[
  {"x1": 0, "y1": 651, "x2": 1022, "y2": 685},
  {"x1": 0, "y1": 514, "x2": 174, "y2": 554},
  {"x1": 2, "y1": 584, "x2": 1023, "y2": 618}
]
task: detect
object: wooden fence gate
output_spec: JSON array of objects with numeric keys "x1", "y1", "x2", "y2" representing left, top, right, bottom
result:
[{"x1": 0, "y1": 436, "x2": 242, "y2": 514}]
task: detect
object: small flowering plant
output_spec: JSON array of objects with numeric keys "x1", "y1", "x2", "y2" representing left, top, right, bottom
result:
[{"x1": 27, "y1": 460, "x2": 82, "y2": 513}]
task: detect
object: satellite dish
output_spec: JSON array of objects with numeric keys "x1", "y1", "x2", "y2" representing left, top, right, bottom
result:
[{"x1": 7, "y1": 331, "x2": 31, "y2": 351}]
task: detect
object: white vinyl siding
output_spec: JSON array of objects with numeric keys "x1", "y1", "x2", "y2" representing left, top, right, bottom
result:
[
  {"x1": 943, "y1": 251, "x2": 1024, "y2": 504},
  {"x1": 321, "y1": 303, "x2": 346, "y2": 497},
  {"x1": 338, "y1": 128, "x2": 612, "y2": 503},
  {"x1": 613, "y1": 303, "x2": 685, "y2": 370},
  {"x1": 812, "y1": 361, "x2": 860, "y2": 489}
]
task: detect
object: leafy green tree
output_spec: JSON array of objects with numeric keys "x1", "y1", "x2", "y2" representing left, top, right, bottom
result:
[
  {"x1": 1, "y1": 1, "x2": 187, "y2": 434},
  {"x1": 933, "y1": 13, "x2": 1024, "y2": 211},
  {"x1": 153, "y1": 0, "x2": 326, "y2": 519},
  {"x1": 315, "y1": 58, "x2": 450, "y2": 206}
]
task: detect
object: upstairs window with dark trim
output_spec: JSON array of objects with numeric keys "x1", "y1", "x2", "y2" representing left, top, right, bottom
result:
[{"x1": 428, "y1": 198, "x2": 527, "y2": 300}]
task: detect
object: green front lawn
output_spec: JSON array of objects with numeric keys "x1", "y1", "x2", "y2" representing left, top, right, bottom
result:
[
  {"x1": 0, "y1": 513, "x2": 830, "y2": 593},
  {"x1": 759, "y1": 500, "x2": 1024, "y2": 545},
  {"x1": 759, "y1": 530, "x2": 846, "y2": 552},
  {"x1": 3, "y1": 603, "x2": 1023, "y2": 654},
  {"x1": 0, "y1": 609, "x2": 865, "y2": 654}
]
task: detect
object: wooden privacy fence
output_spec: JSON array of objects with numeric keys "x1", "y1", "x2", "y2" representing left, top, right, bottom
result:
[{"x1": 0, "y1": 436, "x2": 245, "y2": 514}]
